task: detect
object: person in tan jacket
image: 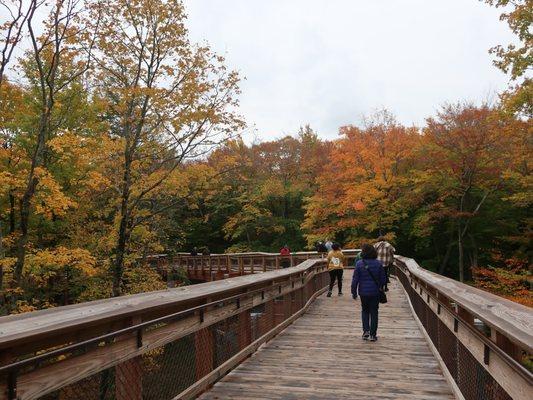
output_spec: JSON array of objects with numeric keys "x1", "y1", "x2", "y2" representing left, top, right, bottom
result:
[{"x1": 327, "y1": 243, "x2": 346, "y2": 297}]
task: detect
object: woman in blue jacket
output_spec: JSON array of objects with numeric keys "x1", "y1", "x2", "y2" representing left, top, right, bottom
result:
[{"x1": 351, "y1": 243, "x2": 387, "y2": 341}]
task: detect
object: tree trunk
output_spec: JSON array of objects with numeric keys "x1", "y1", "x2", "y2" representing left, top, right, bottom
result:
[
  {"x1": 457, "y1": 224, "x2": 464, "y2": 282},
  {"x1": 471, "y1": 235, "x2": 478, "y2": 268},
  {"x1": 113, "y1": 149, "x2": 132, "y2": 297},
  {"x1": 13, "y1": 35, "x2": 54, "y2": 285},
  {"x1": 438, "y1": 232, "x2": 455, "y2": 275},
  {"x1": 13, "y1": 174, "x2": 39, "y2": 284},
  {"x1": 433, "y1": 237, "x2": 441, "y2": 262},
  {"x1": 246, "y1": 230, "x2": 251, "y2": 247},
  {"x1": 8, "y1": 192, "x2": 15, "y2": 234}
]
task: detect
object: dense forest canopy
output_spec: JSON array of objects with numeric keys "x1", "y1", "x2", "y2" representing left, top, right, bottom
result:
[{"x1": 0, "y1": 0, "x2": 531, "y2": 314}]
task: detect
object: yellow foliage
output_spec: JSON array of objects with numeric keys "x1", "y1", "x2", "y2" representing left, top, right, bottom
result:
[
  {"x1": 34, "y1": 167, "x2": 78, "y2": 218},
  {"x1": 25, "y1": 247, "x2": 97, "y2": 287}
]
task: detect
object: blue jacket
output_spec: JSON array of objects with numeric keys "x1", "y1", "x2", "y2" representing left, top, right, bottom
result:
[{"x1": 351, "y1": 259, "x2": 386, "y2": 297}]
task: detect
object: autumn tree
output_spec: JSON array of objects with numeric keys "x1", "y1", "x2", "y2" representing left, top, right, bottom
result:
[
  {"x1": 303, "y1": 110, "x2": 420, "y2": 247},
  {"x1": 408, "y1": 104, "x2": 520, "y2": 281},
  {"x1": 484, "y1": 0, "x2": 532, "y2": 116},
  {"x1": 9, "y1": 0, "x2": 99, "y2": 286},
  {"x1": 87, "y1": 0, "x2": 243, "y2": 295}
]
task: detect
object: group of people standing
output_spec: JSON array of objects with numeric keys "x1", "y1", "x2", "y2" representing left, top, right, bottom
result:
[
  {"x1": 314, "y1": 239, "x2": 334, "y2": 253},
  {"x1": 325, "y1": 236, "x2": 395, "y2": 342}
]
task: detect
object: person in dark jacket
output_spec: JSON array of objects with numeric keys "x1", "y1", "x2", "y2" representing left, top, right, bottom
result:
[{"x1": 351, "y1": 243, "x2": 387, "y2": 342}]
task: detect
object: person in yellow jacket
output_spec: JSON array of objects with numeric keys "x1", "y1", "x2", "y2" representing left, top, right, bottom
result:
[{"x1": 327, "y1": 243, "x2": 346, "y2": 297}]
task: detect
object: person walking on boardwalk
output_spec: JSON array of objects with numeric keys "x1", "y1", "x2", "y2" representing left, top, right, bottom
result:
[
  {"x1": 374, "y1": 236, "x2": 395, "y2": 291},
  {"x1": 324, "y1": 238, "x2": 333, "y2": 252},
  {"x1": 327, "y1": 243, "x2": 346, "y2": 297},
  {"x1": 351, "y1": 243, "x2": 387, "y2": 342},
  {"x1": 280, "y1": 244, "x2": 291, "y2": 268}
]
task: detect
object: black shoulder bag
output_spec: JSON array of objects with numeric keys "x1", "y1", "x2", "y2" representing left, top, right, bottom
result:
[{"x1": 363, "y1": 261, "x2": 388, "y2": 304}]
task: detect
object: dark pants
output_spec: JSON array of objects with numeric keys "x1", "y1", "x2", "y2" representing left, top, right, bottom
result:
[
  {"x1": 384, "y1": 264, "x2": 391, "y2": 286},
  {"x1": 328, "y1": 269, "x2": 343, "y2": 293},
  {"x1": 360, "y1": 295, "x2": 380, "y2": 336},
  {"x1": 281, "y1": 258, "x2": 290, "y2": 268}
]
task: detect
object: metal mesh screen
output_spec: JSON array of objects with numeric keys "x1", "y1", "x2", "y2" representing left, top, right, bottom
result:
[
  {"x1": 438, "y1": 319, "x2": 458, "y2": 380},
  {"x1": 457, "y1": 341, "x2": 513, "y2": 400}
]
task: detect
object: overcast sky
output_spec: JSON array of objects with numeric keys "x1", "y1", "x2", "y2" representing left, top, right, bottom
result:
[{"x1": 183, "y1": 0, "x2": 514, "y2": 141}]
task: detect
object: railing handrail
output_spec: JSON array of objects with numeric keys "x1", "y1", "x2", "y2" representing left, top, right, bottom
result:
[
  {"x1": 0, "y1": 259, "x2": 324, "y2": 352},
  {"x1": 146, "y1": 249, "x2": 361, "y2": 259},
  {"x1": 396, "y1": 255, "x2": 533, "y2": 353}
]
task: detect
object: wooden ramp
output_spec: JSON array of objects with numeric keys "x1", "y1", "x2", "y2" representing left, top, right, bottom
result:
[{"x1": 199, "y1": 272, "x2": 455, "y2": 400}]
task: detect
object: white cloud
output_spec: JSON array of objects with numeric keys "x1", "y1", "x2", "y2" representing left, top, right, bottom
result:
[{"x1": 183, "y1": 0, "x2": 513, "y2": 141}]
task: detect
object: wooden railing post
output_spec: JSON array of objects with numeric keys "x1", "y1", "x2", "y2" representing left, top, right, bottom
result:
[
  {"x1": 238, "y1": 258, "x2": 244, "y2": 275},
  {"x1": 115, "y1": 357, "x2": 142, "y2": 400},
  {"x1": 194, "y1": 327, "x2": 214, "y2": 380},
  {"x1": 115, "y1": 317, "x2": 143, "y2": 400}
]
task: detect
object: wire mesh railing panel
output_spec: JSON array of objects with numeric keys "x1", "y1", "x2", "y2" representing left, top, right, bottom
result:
[
  {"x1": 426, "y1": 303, "x2": 439, "y2": 347},
  {"x1": 438, "y1": 319, "x2": 458, "y2": 380},
  {"x1": 457, "y1": 341, "x2": 514, "y2": 400},
  {"x1": 141, "y1": 334, "x2": 197, "y2": 399},
  {"x1": 250, "y1": 302, "x2": 275, "y2": 341},
  {"x1": 212, "y1": 314, "x2": 240, "y2": 368}
]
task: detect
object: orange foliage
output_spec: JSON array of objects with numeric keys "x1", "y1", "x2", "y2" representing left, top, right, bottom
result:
[
  {"x1": 472, "y1": 262, "x2": 532, "y2": 307},
  {"x1": 303, "y1": 110, "x2": 420, "y2": 244}
]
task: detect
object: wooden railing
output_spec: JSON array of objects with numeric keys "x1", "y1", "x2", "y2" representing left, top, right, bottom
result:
[
  {"x1": 0, "y1": 252, "x2": 531, "y2": 400},
  {"x1": 146, "y1": 249, "x2": 360, "y2": 282},
  {"x1": 394, "y1": 256, "x2": 533, "y2": 400},
  {"x1": 0, "y1": 259, "x2": 330, "y2": 400}
]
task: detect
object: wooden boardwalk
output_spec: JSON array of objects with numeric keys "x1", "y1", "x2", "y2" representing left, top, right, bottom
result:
[{"x1": 199, "y1": 272, "x2": 455, "y2": 400}]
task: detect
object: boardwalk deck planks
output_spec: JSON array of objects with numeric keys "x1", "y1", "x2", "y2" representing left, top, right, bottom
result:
[{"x1": 199, "y1": 275, "x2": 455, "y2": 400}]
